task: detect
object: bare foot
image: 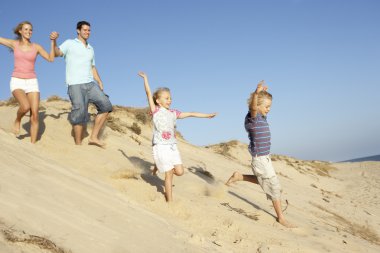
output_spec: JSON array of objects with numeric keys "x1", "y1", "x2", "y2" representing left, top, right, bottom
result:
[
  {"x1": 13, "y1": 119, "x2": 21, "y2": 136},
  {"x1": 278, "y1": 218, "x2": 297, "y2": 228},
  {"x1": 225, "y1": 171, "x2": 243, "y2": 186},
  {"x1": 152, "y1": 166, "x2": 158, "y2": 176},
  {"x1": 88, "y1": 139, "x2": 106, "y2": 149}
]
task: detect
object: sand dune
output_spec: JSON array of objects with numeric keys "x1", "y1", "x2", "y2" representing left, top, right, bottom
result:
[{"x1": 0, "y1": 98, "x2": 379, "y2": 253}]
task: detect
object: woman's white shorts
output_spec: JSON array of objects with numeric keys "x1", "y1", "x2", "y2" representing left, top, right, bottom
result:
[
  {"x1": 10, "y1": 77, "x2": 39, "y2": 93},
  {"x1": 152, "y1": 144, "x2": 182, "y2": 173}
]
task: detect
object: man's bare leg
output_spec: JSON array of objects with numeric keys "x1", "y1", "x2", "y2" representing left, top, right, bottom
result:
[
  {"x1": 73, "y1": 124, "x2": 83, "y2": 145},
  {"x1": 89, "y1": 112, "x2": 108, "y2": 147}
]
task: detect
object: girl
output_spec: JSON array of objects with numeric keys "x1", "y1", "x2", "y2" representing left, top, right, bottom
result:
[
  {"x1": 0, "y1": 21, "x2": 57, "y2": 143},
  {"x1": 139, "y1": 71, "x2": 216, "y2": 202}
]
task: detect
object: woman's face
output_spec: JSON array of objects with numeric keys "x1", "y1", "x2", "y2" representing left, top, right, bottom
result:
[{"x1": 19, "y1": 24, "x2": 33, "y2": 40}]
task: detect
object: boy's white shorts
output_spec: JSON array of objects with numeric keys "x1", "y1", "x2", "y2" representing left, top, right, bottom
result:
[
  {"x1": 251, "y1": 155, "x2": 282, "y2": 200},
  {"x1": 10, "y1": 77, "x2": 39, "y2": 93},
  {"x1": 152, "y1": 144, "x2": 182, "y2": 173}
]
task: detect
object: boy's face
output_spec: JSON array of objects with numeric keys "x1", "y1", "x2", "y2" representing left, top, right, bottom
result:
[
  {"x1": 258, "y1": 98, "x2": 272, "y2": 116},
  {"x1": 156, "y1": 91, "x2": 172, "y2": 109}
]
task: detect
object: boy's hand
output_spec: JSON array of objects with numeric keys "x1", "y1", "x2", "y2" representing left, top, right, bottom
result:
[
  {"x1": 255, "y1": 80, "x2": 268, "y2": 94},
  {"x1": 138, "y1": 71, "x2": 147, "y2": 79}
]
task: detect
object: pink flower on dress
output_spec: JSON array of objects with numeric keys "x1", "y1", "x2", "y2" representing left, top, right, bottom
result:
[{"x1": 162, "y1": 131, "x2": 172, "y2": 140}]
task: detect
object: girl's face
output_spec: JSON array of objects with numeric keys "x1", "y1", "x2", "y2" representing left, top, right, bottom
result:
[
  {"x1": 156, "y1": 91, "x2": 172, "y2": 109},
  {"x1": 258, "y1": 98, "x2": 272, "y2": 116},
  {"x1": 19, "y1": 24, "x2": 33, "y2": 40}
]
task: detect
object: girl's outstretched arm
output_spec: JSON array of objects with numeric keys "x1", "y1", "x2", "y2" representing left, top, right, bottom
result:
[
  {"x1": 0, "y1": 37, "x2": 15, "y2": 49},
  {"x1": 138, "y1": 71, "x2": 156, "y2": 113},
  {"x1": 178, "y1": 112, "x2": 216, "y2": 119}
]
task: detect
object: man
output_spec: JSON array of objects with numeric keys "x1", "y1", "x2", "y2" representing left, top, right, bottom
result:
[{"x1": 52, "y1": 21, "x2": 112, "y2": 147}]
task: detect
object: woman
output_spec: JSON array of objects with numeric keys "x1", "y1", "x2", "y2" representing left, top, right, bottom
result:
[{"x1": 0, "y1": 21, "x2": 57, "y2": 143}]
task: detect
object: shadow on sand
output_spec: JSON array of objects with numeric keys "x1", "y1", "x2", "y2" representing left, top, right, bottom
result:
[
  {"x1": 187, "y1": 165, "x2": 215, "y2": 184},
  {"x1": 228, "y1": 191, "x2": 276, "y2": 219},
  {"x1": 118, "y1": 149, "x2": 165, "y2": 195}
]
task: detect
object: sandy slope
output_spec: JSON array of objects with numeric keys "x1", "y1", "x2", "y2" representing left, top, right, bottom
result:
[{"x1": 0, "y1": 99, "x2": 379, "y2": 253}]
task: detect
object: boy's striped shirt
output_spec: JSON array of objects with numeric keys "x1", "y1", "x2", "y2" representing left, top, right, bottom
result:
[{"x1": 245, "y1": 112, "x2": 271, "y2": 157}]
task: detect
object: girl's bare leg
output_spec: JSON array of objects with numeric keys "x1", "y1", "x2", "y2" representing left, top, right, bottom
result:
[
  {"x1": 12, "y1": 89, "x2": 31, "y2": 136},
  {"x1": 164, "y1": 170, "x2": 174, "y2": 202},
  {"x1": 27, "y1": 92, "x2": 40, "y2": 143},
  {"x1": 164, "y1": 165, "x2": 184, "y2": 202}
]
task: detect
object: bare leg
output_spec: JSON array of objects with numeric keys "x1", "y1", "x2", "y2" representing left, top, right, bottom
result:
[
  {"x1": 89, "y1": 112, "x2": 108, "y2": 147},
  {"x1": 173, "y1": 164, "x2": 184, "y2": 176},
  {"x1": 273, "y1": 199, "x2": 297, "y2": 228},
  {"x1": 164, "y1": 165, "x2": 184, "y2": 202},
  {"x1": 226, "y1": 171, "x2": 259, "y2": 185},
  {"x1": 152, "y1": 165, "x2": 158, "y2": 176},
  {"x1": 164, "y1": 170, "x2": 174, "y2": 202},
  {"x1": 12, "y1": 89, "x2": 31, "y2": 136},
  {"x1": 73, "y1": 124, "x2": 83, "y2": 145},
  {"x1": 27, "y1": 92, "x2": 40, "y2": 143}
]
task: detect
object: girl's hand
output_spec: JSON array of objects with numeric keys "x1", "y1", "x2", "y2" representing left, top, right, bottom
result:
[
  {"x1": 138, "y1": 71, "x2": 147, "y2": 78},
  {"x1": 255, "y1": 80, "x2": 268, "y2": 94},
  {"x1": 207, "y1": 113, "x2": 217, "y2": 118}
]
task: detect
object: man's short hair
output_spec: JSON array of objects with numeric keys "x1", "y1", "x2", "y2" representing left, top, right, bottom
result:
[{"x1": 77, "y1": 21, "x2": 91, "y2": 30}]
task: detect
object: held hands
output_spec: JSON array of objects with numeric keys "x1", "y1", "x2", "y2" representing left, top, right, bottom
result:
[
  {"x1": 255, "y1": 80, "x2": 268, "y2": 94},
  {"x1": 50, "y1": 31, "x2": 59, "y2": 40}
]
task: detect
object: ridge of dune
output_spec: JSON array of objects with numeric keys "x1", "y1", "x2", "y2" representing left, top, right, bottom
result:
[{"x1": 0, "y1": 98, "x2": 379, "y2": 253}]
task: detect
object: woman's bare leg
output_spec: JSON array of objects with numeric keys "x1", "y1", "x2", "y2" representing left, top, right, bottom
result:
[
  {"x1": 27, "y1": 92, "x2": 40, "y2": 143},
  {"x1": 12, "y1": 89, "x2": 30, "y2": 136}
]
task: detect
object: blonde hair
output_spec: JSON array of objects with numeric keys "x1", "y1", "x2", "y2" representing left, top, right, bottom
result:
[
  {"x1": 13, "y1": 21, "x2": 33, "y2": 41},
  {"x1": 247, "y1": 90, "x2": 272, "y2": 109},
  {"x1": 153, "y1": 87, "x2": 170, "y2": 105}
]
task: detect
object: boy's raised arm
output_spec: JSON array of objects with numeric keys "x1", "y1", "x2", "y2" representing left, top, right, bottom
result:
[
  {"x1": 249, "y1": 80, "x2": 266, "y2": 117},
  {"x1": 138, "y1": 71, "x2": 156, "y2": 113}
]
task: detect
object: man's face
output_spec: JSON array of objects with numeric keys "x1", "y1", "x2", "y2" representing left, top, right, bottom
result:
[{"x1": 77, "y1": 25, "x2": 91, "y2": 40}]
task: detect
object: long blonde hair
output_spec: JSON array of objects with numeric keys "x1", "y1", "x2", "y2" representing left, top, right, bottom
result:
[
  {"x1": 153, "y1": 87, "x2": 170, "y2": 105},
  {"x1": 247, "y1": 90, "x2": 272, "y2": 109},
  {"x1": 13, "y1": 21, "x2": 33, "y2": 41}
]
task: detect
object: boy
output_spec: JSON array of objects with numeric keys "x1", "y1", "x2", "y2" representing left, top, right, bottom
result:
[{"x1": 226, "y1": 81, "x2": 296, "y2": 228}]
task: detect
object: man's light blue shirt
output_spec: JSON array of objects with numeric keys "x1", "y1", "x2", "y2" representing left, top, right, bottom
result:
[{"x1": 59, "y1": 38, "x2": 95, "y2": 85}]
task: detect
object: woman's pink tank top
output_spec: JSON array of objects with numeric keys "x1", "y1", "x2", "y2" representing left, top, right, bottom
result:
[{"x1": 12, "y1": 41, "x2": 38, "y2": 79}]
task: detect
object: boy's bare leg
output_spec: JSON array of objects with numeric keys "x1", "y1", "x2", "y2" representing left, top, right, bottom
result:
[
  {"x1": 273, "y1": 199, "x2": 296, "y2": 228},
  {"x1": 89, "y1": 112, "x2": 108, "y2": 147},
  {"x1": 164, "y1": 170, "x2": 174, "y2": 202},
  {"x1": 73, "y1": 124, "x2": 83, "y2": 145},
  {"x1": 226, "y1": 171, "x2": 259, "y2": 185}
]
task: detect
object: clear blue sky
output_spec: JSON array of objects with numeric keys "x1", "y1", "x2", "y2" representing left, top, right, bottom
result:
[{"x1": 1, "y1": 0, "x2": 379, "y2": 162}]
